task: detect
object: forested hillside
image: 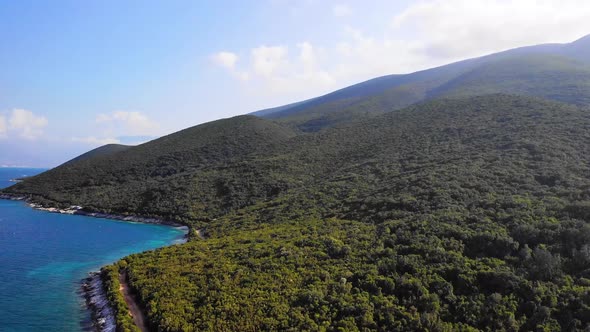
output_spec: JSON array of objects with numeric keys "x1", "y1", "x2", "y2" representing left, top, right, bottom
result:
[
  {"x1": 7, "y1": 95, "x2": 590, "y2": 331},
  {"x1": 255, "y1": 35, "x2": 590, "y2": 132},
  {"x1": 4, "y1": 115, "x2": 298, "y2": 222}
]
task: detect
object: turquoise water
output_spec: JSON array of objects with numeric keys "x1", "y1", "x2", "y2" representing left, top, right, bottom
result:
[{"x1": 0, "y1": 168, "x2": 186, "y2": 331}]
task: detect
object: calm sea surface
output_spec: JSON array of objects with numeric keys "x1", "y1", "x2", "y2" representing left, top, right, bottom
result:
[{"x1": 0, "y1": 168, "x2": 185, "y2": 331}]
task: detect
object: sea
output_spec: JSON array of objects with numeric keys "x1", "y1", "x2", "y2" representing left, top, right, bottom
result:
[{"x1": 0, "y1": 168, "x2": 186, "y2": 331}]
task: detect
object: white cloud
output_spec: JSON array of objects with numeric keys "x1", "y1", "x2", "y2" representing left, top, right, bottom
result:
[
  {"x1": 211, "y1": 51, "x2": 239, "y2": 69},
  {"x1": 72, "y1": 136, "x2": 120, "y2": 145},
  {"x1": 251, "y1": 45, "x2": 289, "y2": 78},
  {"x1": 214, "y1": 0, "x2": 590, "y2": 103},
  {"x1": 298, "y1": 42, "x2": 316, "y2": 71},
  {"x1": 295, "y1": 42, "x2": 334, "y2": 87},
  {"x1": 7, "y1": 109, "x2": 48, "y2": 140},
  {"x1": 333, "y1": 28, "x2": 428, "y2": 78},
  {"x1": 332, "y1": 4, "x2": 352, "y2": 17},
  {"x1": 96, "y1": 111, "x2": 159, "y2": 136},
  {"x1": 211, "y1": 51, "x2": 250, "y2": 81}
]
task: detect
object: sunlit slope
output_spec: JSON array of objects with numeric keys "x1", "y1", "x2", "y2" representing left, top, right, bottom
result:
[
  {"x1": 257, "y1": 35, "x2": 590, "y2": 132},
  {"x1": 429, "y1": 55, "x2": 590, "y2": 105}
]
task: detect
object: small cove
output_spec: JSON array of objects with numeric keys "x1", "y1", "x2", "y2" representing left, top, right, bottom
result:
[{"x1": 0, "y1": 168, "x2": 186, "y2": 331}]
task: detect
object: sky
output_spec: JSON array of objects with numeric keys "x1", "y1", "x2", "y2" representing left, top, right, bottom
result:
[{"x1": 2, "y1": 0, "x2": 590, "y2": 167}]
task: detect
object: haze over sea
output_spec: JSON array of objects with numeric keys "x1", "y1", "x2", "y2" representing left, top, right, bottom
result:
[{"x1": 0, "y1": 168, "x2": 185, "y2": 331}]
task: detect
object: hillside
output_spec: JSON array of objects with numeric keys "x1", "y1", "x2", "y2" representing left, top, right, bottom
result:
[
  {"x1": 256, "y1": 35, "x2": 590, "y2": 132},
  {"x1": 6, "y1": 95, "x2": 590, "y2": 331},
  {"x1": 5, "y1": 115, "x2": 298, "y2": 222}
]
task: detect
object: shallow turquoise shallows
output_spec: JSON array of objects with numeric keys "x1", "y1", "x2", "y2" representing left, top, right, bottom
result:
[{"x1": 0, "y1": 168, "x2": 186, "y2": 331}]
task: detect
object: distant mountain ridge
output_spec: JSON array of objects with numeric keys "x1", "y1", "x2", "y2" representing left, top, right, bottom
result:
[{"x1": 253, "y1": 34, "x2": 590, "y2": 132}]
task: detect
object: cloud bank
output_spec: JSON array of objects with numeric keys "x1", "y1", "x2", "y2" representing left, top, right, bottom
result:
[
  {"x1": 70, "y1": 111, "x2": 160, "y2": 148},
  {"x1": 393, "y1": 0, "x2": 590, "y2": 59},
  {"x1": 96, "y1": 111, "x2": 159, "y2": 136},
  {"x1": 71, "y1": 136, "x2": 121, "y2": 145}
]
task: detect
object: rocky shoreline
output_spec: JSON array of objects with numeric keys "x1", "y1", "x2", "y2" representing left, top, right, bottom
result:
[
  {"x1": 82, "y1": 272, "x2": 116, "y2": 332},
  {"x1": 0, "y1": 193, "x2": 26, "y2": 200},
  {"x1": 0, "y1": 193, "x2": 188, "y2": 229}
]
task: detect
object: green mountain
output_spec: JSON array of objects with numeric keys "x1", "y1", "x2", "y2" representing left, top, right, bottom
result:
[
  {"x1": 256, "y1": 35, "x2": 590, "y2": 132},
  {"x1": 4, "y1": 36, "x2": 590, "y2": 331}
]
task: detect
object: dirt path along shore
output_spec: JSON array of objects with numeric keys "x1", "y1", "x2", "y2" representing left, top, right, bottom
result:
[{"x1": 119, "y1": 271, "x2": 149, "y2": 332}]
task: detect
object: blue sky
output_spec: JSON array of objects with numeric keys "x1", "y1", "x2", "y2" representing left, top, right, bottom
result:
[{"x1": 2, "y1": 0, "x2": 590, "y2": 167}]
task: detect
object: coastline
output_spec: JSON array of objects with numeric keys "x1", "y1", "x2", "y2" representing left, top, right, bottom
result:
[
  {"x1": 83, "y1": 272, "x2": 116, "y2": 332},
  {"x1": 0, "y1": 193, "x2": 191, "y2": 332},
  {"x1": 0, "y1": 193, "x2": 189, "y2": 229}
]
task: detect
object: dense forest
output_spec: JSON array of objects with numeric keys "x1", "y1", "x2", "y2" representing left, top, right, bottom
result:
[{"x1": 6, "y1": 94, "x2": 590, "y2": 331}]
